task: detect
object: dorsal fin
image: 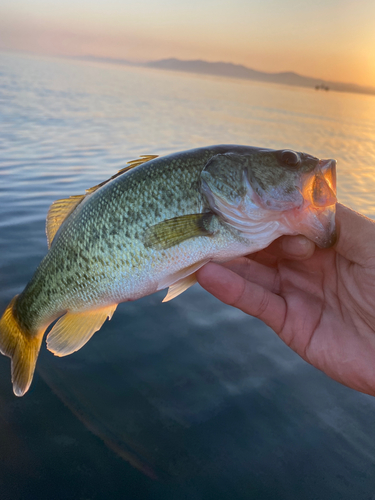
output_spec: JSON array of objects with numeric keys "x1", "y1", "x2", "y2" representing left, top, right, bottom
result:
[
  {"x1": 46, "y1": 195, "x2": 85, "y2": 248},
  {"x1": 85, "y1": 154, "x2": 158, "y2": 195},
  {"x1": 46, "y1": 154, "x2": 158, "y2": 248}
]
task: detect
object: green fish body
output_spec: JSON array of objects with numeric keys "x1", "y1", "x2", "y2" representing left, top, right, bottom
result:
[{"x1": 0, "y1": 145, "x2": 337, "y2": 396}]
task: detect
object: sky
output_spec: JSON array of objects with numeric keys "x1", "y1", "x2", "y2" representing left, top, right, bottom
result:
[{"x1": 1, "y1": 0, "x2": 375, "y2": 88}]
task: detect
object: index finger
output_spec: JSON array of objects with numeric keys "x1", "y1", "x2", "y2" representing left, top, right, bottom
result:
[{"x1": 196, "y1": 262, "x2": 286, "y2": 334}]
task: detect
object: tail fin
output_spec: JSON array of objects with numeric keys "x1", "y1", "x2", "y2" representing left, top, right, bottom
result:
[{"x1": 0, "y1": 296, "x2": 44, "y2": 396}]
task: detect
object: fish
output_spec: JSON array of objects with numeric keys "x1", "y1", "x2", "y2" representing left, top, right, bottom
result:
[{"x1": 0, "y1": 145, "x2": 337, "y2": 396}]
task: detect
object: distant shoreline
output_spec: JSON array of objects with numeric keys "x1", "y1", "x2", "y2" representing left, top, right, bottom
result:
[
  {"x1": 2, "y1": 50, "x2": 374, "y2": 97},
  {"x1": 71, "y1": 55, "x2": 375, "y2": 98}
]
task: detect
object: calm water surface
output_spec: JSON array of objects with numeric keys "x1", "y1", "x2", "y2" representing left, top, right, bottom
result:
[{"x1": 1, "y1": 52, "x2": 375, "y2": 499}]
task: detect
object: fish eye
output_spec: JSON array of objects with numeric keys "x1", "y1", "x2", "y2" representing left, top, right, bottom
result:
[{"x1": 280, "y1": 150, "x2": 300, "y2": 167}]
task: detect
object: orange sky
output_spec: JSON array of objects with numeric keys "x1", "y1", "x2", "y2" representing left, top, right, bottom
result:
[{"x1": 1, "y1": 0, "x2": 375, "y2": 88}]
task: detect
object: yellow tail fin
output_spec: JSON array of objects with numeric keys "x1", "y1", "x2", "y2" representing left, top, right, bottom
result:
[{"x1": 0, "y1": 296, "x2": 44, "y2": 397}]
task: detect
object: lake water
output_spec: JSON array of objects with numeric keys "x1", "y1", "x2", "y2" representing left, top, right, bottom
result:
[{"x1": 1, "y1": 51, "x2": 375, "y2": 500}]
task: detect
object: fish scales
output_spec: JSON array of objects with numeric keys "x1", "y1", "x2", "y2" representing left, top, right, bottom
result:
[
  {"x1": 0, "y1": 144, "x2": 337, "y2": 396},
  {"x1": 17, "y1": 149, "x2": 213, "y2": 320}
]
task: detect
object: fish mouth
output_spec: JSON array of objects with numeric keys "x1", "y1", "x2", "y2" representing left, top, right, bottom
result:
[
  {"x1": 314, "y1": 158, "x2": 337, "y2": 248},
  {"x1": 311, "y1": 158, "x2": 336, "y2": 207},
  {"x1": 290, "y1": 158, "x2": 337, "y2": 248}
]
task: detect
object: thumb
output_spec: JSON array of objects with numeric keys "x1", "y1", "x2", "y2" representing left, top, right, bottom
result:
[{"x1": 334, "y1": 203, "x2": 375, "y2": 265}]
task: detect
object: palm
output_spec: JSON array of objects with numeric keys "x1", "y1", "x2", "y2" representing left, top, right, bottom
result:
[
  {"x1": 270, "y1": 247, "x2": 375, "y2": 394},
  {"x1": 197, "y1": 204, "x2": 375, "y2": 396}
]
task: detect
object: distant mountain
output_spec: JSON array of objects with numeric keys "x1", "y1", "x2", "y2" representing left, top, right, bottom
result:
[
  {"x1": 72, "y1": 55, "x2": 375, "y2": 96},
  {"x1": 145, "y1": 58, "x2": 375, "y2": 96}
]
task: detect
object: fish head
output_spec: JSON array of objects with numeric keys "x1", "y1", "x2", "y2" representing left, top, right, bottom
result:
[{"x1": 201, "y1": 149, "x2": 337, "y2": 249}]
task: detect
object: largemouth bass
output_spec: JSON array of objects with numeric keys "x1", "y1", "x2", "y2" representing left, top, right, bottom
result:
[{"x1": 0, "y1": 145, "x2": 337, "y2": 396}]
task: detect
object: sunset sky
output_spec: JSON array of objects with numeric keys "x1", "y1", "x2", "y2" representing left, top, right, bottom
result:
[{"x1": 1, "y1": 0, "x2": 375, "y2": 88}]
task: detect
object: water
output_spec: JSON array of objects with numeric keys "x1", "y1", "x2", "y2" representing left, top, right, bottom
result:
[{"x1": 1, "y1": 51, "x2": 375, "y2": 499}]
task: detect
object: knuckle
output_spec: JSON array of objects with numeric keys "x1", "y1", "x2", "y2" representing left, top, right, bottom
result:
[
  {"x1": 227, "y1": 280, "x2": 247, "y2": 309},
  {"x1": 254, "y1": 288, "x2": 270, "y2": 318}
]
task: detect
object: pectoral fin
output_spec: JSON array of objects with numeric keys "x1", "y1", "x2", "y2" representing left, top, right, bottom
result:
[
  {"x1": 46, "y1": 304, "x2": 117, "y2": 357},
  {"x1": 144, "y1": 213, "x2": 216, "y2": 250}
]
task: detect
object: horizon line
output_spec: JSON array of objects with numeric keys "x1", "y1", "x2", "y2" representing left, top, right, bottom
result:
[{"x1": 2, "y1": 48, "x2": 375, "y2": 97}]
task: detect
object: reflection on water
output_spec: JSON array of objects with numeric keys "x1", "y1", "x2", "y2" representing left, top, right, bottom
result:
[{"x1": 1, "y1": 51, "x2": 375, "y2": 499}]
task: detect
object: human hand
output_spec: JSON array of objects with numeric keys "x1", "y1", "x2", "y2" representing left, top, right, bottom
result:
[{"x1": 196, "y1": 203, "x2": 375, "y2": 396}]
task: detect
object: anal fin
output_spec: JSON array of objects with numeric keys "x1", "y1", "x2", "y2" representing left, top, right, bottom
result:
[{"x1": 46, "y1": 304, "x2": 117, "y2": 357}]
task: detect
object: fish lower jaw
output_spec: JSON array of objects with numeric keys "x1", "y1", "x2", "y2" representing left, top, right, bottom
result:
[{"x1": 282, "y1": 202, "x2": 336, "y2": 248}]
